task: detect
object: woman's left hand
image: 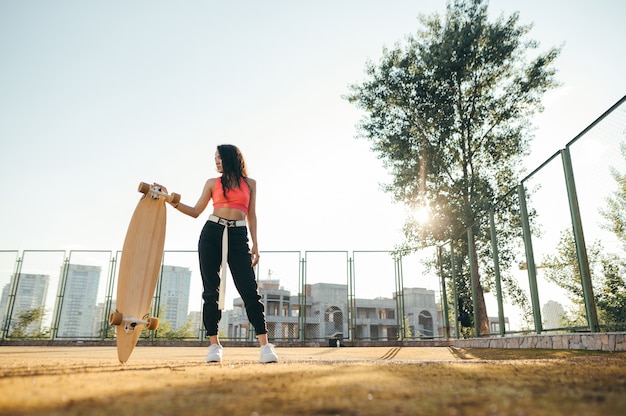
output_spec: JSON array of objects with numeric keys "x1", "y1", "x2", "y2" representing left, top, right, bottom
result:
[{"x1": 251, "y1": 245, "x2": 260, "y2": 267}]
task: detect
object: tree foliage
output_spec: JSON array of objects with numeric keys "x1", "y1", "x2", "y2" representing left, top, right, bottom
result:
[
  {"x1": 140, "y1": 305, "x2": 196, "y2": 340},
  {"x1": 345, "y1": 0, "x2": 560, "y2": 335},
  {"x1": 542, "y1": 230, "x2": 626, "y2": 331},
  {"x1": 601, "y1": 143, "x2": 626, "y2": 252},
  {"x1": 596, "y1": 142, "x2": 626, "y2": 330},
  {"x1": 10, "y1": 307, "x2": 48, "y2": 338},
  {"x1": 596, "y1": 254, "x2": 626, "y2": 330}
]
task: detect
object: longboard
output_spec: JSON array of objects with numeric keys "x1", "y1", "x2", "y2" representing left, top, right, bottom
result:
[{"x1": 109, "y1": 182, "x2": 180, "y2": 363}]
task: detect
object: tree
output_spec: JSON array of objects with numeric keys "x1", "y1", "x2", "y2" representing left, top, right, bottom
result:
[
  {"x1": 140, "y1": 305, "x2": 195, "y2": 340},
  {"x1": 597, "y1": 142, "x2": 626, "y2": 330},
  {"x1": 345, "y1": 0, "x2": 560, "y2": 335},
  {"x1": 10, "y1": 307, "x2": 48, "y2": 338},
  {"x1": 541, "y1": 230, "x2": 594, "y2": 327},
  {"x1": 541, "y1": 230, "x2": 589, "y2": 302},
  {"x1": 403, "y1": 315, "x2": 413, "y2": 339},
  {"x1": 601, "y1": 143, "x2": 626, "y2": 252},
  {"x1": 542, "y1": 230, "x2": 626, "y2": 330},
  {"x1": 149, "y1": 317, "x2": 195, "y2": 340},
  {"x1": 540, "y1": 142, "x2": 626, "y2": 330},
  {"x1": 596, "y1": 253, "x2": 626, "y2": 330}
]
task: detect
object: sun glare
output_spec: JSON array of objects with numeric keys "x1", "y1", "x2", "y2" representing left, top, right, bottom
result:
[{"x1": 414, "y1": 205, "x2": 430, "y2": 225}]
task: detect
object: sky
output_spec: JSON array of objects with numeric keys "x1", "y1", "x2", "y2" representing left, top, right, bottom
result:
[{"x1": 1, "y1": 0, "x2": 625, "y2": 256}]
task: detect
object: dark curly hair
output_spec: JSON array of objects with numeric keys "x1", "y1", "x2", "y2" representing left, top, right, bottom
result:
[{"x1": 217, "y1": 144, "x2": 248, "y2": 196}]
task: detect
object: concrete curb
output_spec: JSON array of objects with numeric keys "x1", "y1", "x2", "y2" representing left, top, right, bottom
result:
[
  {"x1": 2, "y1": 332, "x2": 624, "y2": 351},
  {"x1": 451, "y1": 332, "x2": 626, "y2": 352}
]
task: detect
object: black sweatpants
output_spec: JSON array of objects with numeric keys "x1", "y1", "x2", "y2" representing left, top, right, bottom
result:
[{"x1": 197, "y1": 219, "x2": 267, "y2": 337}]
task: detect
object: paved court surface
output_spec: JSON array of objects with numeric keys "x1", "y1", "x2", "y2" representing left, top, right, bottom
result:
[
  {"x1": 0, "y1": 345, "x2": 459, "y2": 366},
  {"x1": 1, "y1": 346, "x2": 625, "y2": 415}
]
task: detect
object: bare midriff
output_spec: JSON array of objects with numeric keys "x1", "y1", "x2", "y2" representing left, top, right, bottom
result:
[{"x1": 212, "y1": 207, "x2": 246, "y2": 221}]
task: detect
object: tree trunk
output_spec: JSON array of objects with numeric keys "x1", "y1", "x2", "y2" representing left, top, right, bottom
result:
[
  {"x1": 474, "y1": 279, "x2": 491, "y2": 336},
  {"x1": 472, "y1": 248, "x2": 491, "y2": 336}
]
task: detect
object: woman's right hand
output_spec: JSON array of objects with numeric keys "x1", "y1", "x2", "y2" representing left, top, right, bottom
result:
[
  {"x1": 154, "y1": 183, "x2": 179, "y2": 207},
  {"x1": 154, "y1": 182, "x2": 168, "y2": 194}
]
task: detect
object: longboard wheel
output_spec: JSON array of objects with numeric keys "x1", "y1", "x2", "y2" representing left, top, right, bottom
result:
[
  {"x1": 171, "y1": 193, "x2": 181, "y2": 205},
  {"x1": 146, "y1": 317, "x2": 159, "y2": 331},
  {"x1": 109, "y1": 312, "x2": 123, "y2": 326},
  {"x1": 138, "y1": 182, "x2": 151, "y2": 194}
]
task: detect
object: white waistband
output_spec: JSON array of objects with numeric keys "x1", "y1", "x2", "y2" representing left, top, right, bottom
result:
[{"x1": 208, "y1": 214, "x2": 246, "y2": 227}]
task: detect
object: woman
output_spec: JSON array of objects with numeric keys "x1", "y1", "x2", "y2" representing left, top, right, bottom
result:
[{"x1": 162, "y1": 144, "x2": 278, "y2": 364}]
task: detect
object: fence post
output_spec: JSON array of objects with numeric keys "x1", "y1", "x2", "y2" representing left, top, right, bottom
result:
[
  {"x1": 489, "y1": 210, "x2": 506, "y2": 336},
  {"x1": 51, "y1": 256, "x2": 71, "y2": 340},
  {"x1": 1, "y1": 254, "x2": 23, "y2": 340},
  {"x1": 467, "y1": 228, "x2": 481, "y2": 337},
  {"x1": 450, "y1": 244, "x2": 460, "y2": 339},
  {"x1": 437, "y1": 246, "x2": 450, "y2": 339},
  {"x1": 299, "y1": 257, "x2": 306, "y2": 341},
  {"x1": 395, "y1": 255, "x2": 405, "y2": 341},
  {"x1": 150, "y1": 255, "x2": 166, "y2": 342},
  {"x1": 518, "y1": 184, "x2": 543, "y2": 334},
  {"x1": 102, "y1": 254, "x2": 117, "y2": 340},
  {"x1": 347, "y1": 255, "x2": 355, "y2": 342},
  {"x1": 562, "y1": 147, "x2": 599, "y2": 332}
]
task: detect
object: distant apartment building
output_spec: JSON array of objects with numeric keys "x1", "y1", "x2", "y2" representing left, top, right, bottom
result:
[
  {"x1": 55, "y1": 264, "x2": 101, "y2": 338},
  {"x1": 542, "y1": 300, "x2": 566, "y2": 330},
  {"x1": 403, "y1": 287, "x2": 438, "y2": 337},
  {"x1": 488, "y1": 316, "x2": 511, "y2": 334},
  {"x1": 221, "y1": 280, "x2": 438, "y2": 341},
  {"x1": 219, "y1": 279, "x2": 296, "y2": 340},
  {"x1": 0, "y1": 273, "x2": 49, "y2": 336},
  {"x1": 158, "y1": 265, "x2": 192, "y2": 330}
]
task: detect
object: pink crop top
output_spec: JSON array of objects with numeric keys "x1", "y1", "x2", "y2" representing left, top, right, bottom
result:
[{"x1": 212, "y1": 177, "x2": 251, "y2": 215}]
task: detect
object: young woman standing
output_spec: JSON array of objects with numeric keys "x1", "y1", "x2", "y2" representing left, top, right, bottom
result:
[{"x1": 162, "y1": 144, "x2": 278, "y2": 363}]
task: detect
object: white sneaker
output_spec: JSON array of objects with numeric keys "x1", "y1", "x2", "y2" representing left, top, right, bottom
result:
[
  {"x1": 205, "y1": 344, "x2": 223, "y2": 363},
  {"x1": 260, "y1": 343, "x2": 279, "y2": 363}
]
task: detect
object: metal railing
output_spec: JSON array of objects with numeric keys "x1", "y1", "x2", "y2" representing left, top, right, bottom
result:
[{"x1": 1, "y1": 96, "x2": 625, "y2": 343}]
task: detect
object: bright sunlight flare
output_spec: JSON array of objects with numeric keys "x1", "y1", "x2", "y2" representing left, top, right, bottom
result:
[{"x1": 413, "y1": 205, "x2": 430, "y2": 225}]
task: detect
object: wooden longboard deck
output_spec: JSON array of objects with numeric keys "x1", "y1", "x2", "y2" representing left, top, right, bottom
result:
[{"x1": 114, "y1": 187, "x2": 167, "y2": 363}]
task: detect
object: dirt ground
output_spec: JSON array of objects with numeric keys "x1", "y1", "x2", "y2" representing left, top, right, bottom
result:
[{"x1": 1, "y1": 345, "x2": 625, "y2": 416}]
